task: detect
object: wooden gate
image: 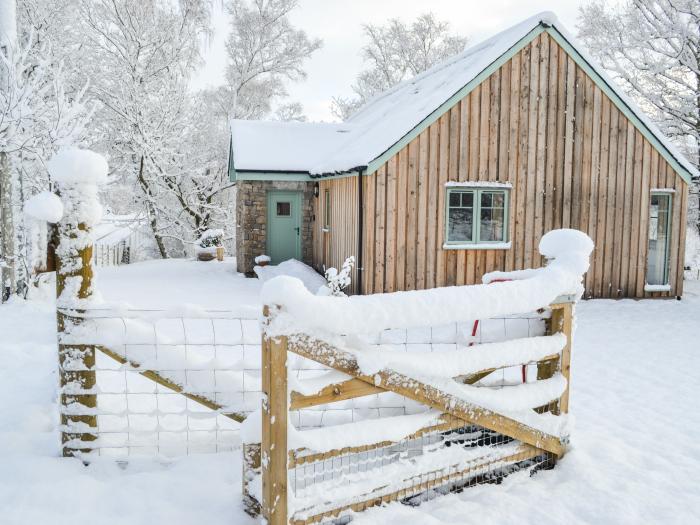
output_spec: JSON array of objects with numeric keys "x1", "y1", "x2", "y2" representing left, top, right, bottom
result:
[{"x1": 245, "y1": 299, "x2": 574, "y2": 524}]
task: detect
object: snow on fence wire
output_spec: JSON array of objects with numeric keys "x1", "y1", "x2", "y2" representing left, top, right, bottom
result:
[
  {"x1": 57, "y1": 307, "x2": 550, "y2": 458},
  {"x1": 246, "y1": 229, "x2": 592, "y2": 524},
  {"x1": 58, "y1": 307, "x2": 261, "y2": 457}
]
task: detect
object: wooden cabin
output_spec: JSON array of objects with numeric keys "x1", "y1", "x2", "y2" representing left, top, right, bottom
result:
[{"x1": 229, "y1": 12, "x2": 697, "y2": 299}]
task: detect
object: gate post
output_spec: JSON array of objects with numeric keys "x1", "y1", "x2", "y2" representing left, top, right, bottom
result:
[
  {"x1": 261, "y1": 306, "x2": 289, "y2": 525},
  {"x1": 539, "y1": 300, "x2": 574, "y2": 416},
  {"x1": 52, "y1": 149, "x2": 108, "y2": 458}
]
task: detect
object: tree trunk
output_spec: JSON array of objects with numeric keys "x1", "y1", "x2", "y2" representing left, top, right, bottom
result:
[
  {"x1": 0, "y1": 152, "x2": 16, "y2": 302},
  {"x1": 136, "y1": 155, "x2": 168, "y2": 258}
]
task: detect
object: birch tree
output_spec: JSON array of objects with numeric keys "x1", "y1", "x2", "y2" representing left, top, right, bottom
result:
[
  {"x1": 0, "y1": 0, "x2": 89, "y2": 300},
  {"x1": 218, "y1": 0, "x2": 322, "y2": 121},
  {"x1": 578, "y1": 0, "x2": 700, "y2": 232},
  {"x1": 76, "y1": 0, "x2": 214, "y2": 258},
  {"x1": 332, "y1": 13, "x2": 468, "y2": 120}
]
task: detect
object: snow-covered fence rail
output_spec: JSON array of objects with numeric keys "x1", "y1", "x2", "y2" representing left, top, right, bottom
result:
[{"x1": 249, "y1": 229, "x2": 592, "y2": 524}]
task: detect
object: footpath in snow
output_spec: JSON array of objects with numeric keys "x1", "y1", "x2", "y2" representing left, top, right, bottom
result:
[{"x1": 0, "y1": 259, "x2": 699, "y2": 524}]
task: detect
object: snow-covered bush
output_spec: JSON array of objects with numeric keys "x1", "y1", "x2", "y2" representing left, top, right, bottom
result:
[
  {"x1": 254, "y1": 254, "x2": 271, "y2": 265},
  {"x1": 321, "y1": 256, "x2": 355, "y2": 297},
  {"x1": 195, "y1": 229, "x2": 224, "y2": 259}
]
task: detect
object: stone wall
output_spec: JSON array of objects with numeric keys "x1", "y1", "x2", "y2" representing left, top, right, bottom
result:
[{"x1": 235, "y1": 180, "x2": 315, "y2": 274}]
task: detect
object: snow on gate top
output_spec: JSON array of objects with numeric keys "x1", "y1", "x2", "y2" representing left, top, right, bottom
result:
[{"x1": 262, "y1": 229, "x2": 594, "y2": 336}]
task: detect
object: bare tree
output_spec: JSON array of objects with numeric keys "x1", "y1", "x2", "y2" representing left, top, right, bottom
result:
[{"x1": 332, "y1": 13, "x2": 468, "y2": 120}]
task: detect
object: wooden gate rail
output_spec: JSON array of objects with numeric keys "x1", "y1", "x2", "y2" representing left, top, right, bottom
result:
[
  {"x1": 255, "y1": 301, "x2": 574, "y2": 524},
  {"x1": 290, "y1": 444, "x2": 543, "y2": 525},
  {"x1": 284, "y1": 334, "x2": 566, "y2": 456},
  {"x1": 96, "y1": 345, "x2": 246, "y2": 422}
]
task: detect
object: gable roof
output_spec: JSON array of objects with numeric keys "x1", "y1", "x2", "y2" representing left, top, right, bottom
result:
[{"x1": 230, "y1": 11, "x2": 698, "y2": 183}]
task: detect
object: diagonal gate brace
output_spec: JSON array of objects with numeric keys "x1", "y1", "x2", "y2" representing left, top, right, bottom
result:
[{"x1": 286, "y1": 334, "x2": 566, "y2": 457}]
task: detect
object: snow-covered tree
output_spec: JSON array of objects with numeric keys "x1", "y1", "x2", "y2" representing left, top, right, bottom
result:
[
  {"x1": 218, "y1": 0, "x2": 321, "y2": 121},
  {"x1": 75, "y1": 0, "x2": 216, "y2": 258},
  {"x1": 577, "y1": 0, "x2": 700, "y2": 233},
  {"x1": 0, "y1": 0, "x2": 90, "y2": 300},
  {"x1": 332, "y1": 13, "x2": 468, "y2": 120}
]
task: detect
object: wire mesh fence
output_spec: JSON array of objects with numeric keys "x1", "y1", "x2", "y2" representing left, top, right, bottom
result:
[{"x1": 60, "y1": 308, "x2": 550, "y2": 460}]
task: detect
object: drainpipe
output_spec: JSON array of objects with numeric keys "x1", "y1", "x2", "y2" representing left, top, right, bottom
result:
[{"x1": 357, "y1": 167, "x2": 364, "y2": 294}]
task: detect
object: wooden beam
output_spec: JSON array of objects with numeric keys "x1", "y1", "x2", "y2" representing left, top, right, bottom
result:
[
  {"x1": 291, "y1": 444, "x2": 544, "y2": 525},
  {"x1": 290, "y1": 378, "x2": 385, "y2": 410},
  {"x1": 286, "y1": 334, "x2": 565, "y2": 457},
  {"x1": 288, "y1": 414, "x2": 467, "y2": 468},
  {"x1": 261, "y1": 328, "x2": 289, "y2": 525},
  {"x1": 96, "y1": 345, "x2": 245, "y2": 423}
]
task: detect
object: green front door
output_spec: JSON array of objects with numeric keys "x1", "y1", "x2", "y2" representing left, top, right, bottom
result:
[{"x1": 267, "y1": 191, "x2": 302, "y2": 264}]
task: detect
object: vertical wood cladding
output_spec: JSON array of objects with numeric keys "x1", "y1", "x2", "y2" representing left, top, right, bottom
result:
[{"x1": 314, "y1": 32, "x2": 688, "y2": 299}]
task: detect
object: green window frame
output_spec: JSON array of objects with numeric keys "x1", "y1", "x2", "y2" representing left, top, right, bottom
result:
[
  {"x1": 445, "y1": 187, "x2": 510, "y2": 247},
  {"x1": 646, "y1": 191, "x2": 673, "y2": 287},
  {"x1": 323, "y1": 189, "x2": 331, "y2": 231}
]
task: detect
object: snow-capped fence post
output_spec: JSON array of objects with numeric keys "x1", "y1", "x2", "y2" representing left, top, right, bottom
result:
[
  {"x1": 261, "y1": 305, "x2": 289, "y2": 525},
  {"x1": 52, "y1": 149, "x2": 108, "y2": 458}
]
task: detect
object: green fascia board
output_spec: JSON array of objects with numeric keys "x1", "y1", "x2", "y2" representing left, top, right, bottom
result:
[
  {"x1": 365, "y1": 23, "x2": 693, "y2": 185},
  {"x1": 235, "y1": 171, "x2": 313, "y2": 182}
]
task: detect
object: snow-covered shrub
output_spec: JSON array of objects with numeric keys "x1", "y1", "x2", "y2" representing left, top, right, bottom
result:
[
  {"x1": 195, "y1": 229, "x2": 224, "y2": 257},
  {"x1": 255, "y1": 254, "x2": 271, "y2": 265},
  {"x1": 322, "y1": 256, "x2": 355, "y2": 297}
]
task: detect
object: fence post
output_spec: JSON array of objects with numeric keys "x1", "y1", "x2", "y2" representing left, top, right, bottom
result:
[
  {"x1": 56, "y1": 223, "x2": 98, "y2": 457},
  {"x1": 555, "y1": 302, "x2": 573, "y2": 415},
  {"x1": 53, "y1": 149, "x2": 107, "y2": 459},
  {"x1": 261, "y1": 306, "x2": 289, "y2": 525},
  {"x1": 540, "y1": 301, "x2": 574, "y2": 416}
]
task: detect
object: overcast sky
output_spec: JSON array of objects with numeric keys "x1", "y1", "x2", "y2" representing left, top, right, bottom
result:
[{"x1": 191, "y1": 0, "x2": 600, "y2": 121}]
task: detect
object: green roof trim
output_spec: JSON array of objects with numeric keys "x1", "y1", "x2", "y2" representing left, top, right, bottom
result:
[
  {"x1": 364, "y1": 23, "x2": 693, "y2": 185},
  {"x1": 234, "y1": 171, "x2": 313, "y2": 182}
]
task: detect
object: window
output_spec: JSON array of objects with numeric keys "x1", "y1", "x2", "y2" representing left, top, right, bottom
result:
[
  {"x1": 323, "y1": 189, "x2": 330, "y2": 231},
  {"x1": 276, "y1": 201, "x2": 291, "y2": 216},
  {"x1": 646, "y1": 192, "x2": 672, "y2": 287},
  {"x1": 445, "y1": 187, "x2": 509, "y2": 247}
]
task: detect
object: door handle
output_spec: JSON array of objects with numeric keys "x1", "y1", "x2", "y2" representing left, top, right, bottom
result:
[{"x1": 295, "y1": 227, "x2": 300, "y2": 235}]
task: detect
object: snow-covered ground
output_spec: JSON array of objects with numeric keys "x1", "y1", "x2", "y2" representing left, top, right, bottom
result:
[{"x1": 1, "y1": 259, "x2": 699, "y2": 524}]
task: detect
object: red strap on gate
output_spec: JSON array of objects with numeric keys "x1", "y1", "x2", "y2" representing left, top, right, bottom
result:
[{"x1": 469, "y1": 278, "x2": 527, "y2": 383}]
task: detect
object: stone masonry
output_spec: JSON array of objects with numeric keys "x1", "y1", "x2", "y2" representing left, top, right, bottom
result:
[{"x1": 236, "y1": 180, "x2": 315, "y2": 274}]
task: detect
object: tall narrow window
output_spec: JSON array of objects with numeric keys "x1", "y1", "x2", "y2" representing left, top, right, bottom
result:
[
  {"x1": 445, "y1": 186, "x2": 509, "y2": 246},
  {"x1": 324, "y1": 189, "x2": 331, "y2": 231},
  {"x1": 646, "y1": 192, "x2": 672, "y2": 287}
]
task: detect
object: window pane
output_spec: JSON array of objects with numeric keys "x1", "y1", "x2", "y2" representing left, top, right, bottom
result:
[
  {"x1": 646, "y1": 194, "x2": 671, "y2": 285},
  {"x1": 449, "y1": 192, "x2": 461, "y2": 207},
  {"x1": 448, "y1": 208, "x2": 473, "y2": 242},
  {"x1": 461, "y1": 192, "x2": 473, "y2": 207},
  {"x1": 481, "y1": 192, "x2": 492, "y2": 207},
  {"x1": 492, "y1": 192, "x2": 505, "y2": 207},
  {"x1": 276, "y1": 202, "x2": 291, "y2": 216},
  {"x1": 480, "y1": 207, "x2": 504, "y2": 242}
]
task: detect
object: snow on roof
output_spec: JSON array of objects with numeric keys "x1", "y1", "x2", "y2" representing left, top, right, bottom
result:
[{"x1": 230, "y1": 11, "x2": 698, "y2": 180}]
